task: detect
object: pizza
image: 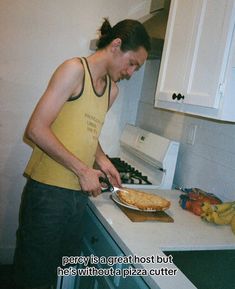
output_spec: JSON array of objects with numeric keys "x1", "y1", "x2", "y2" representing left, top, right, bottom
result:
[{"x1": 116, "y1": 188, "x2": 170, "y2": 211}]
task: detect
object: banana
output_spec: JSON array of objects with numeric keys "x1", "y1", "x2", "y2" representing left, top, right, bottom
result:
[
  {"x1": 201, "y1": 202, "x2": 215, "y2": 214},
  {"x1": 201, "y1": 212, "x2": 209, "y2": 221},
  {"x1": 201, "y1": 201, "x2": 235, "y2": 230},
  {"x1": 212, "y1": 212, "x2": 227, "y2": 225},
  {"x1": 231, "y1": 215, "x2": 235, "y2": 235},
  {"x1": 201, "y1": 201, "x2": 235, "y2": 215},
  {"x1": 206, "y1": 214, "x2": 214, "y2": 222},
  {"x1": 219, "y1": 207, "x2": 235, "y2": 217},
  {"x1": 215, "y1": 202, "x2": 234, "y2": 213},
  {"x1": 201, "y1": 212, "x2": 214, "y2": 223},
  {"x1": 212, "y1": 211, "x2": 235, "y2": 225},
  {"x1": 220, "y1": 211, "x2": 235, "y2": 224}
]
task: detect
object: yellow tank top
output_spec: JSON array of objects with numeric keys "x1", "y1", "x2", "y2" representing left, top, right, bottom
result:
[{"x1": 25, "y1": 57, "x2": 110, "y2": 190}]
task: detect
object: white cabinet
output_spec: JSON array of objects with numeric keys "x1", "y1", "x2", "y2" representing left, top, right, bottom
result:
[{"x1": 155, "y1": 0, "x2": 235, "y2": 121}]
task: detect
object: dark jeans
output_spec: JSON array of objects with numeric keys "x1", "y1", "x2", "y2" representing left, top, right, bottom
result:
[{"x1": 14, "y1": 178, "x2": 88, "y2": 288}]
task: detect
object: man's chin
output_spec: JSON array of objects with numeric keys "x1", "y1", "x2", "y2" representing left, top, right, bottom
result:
[
  {"x1": 116, "y1": 76, "x2": 129, "y2": 82},
  {"x1": 114, "y1": 77, "x2": 121, "y2": 83},
  {"x1": 113, "y1": 75, "x2": 129, "y2": 82}
]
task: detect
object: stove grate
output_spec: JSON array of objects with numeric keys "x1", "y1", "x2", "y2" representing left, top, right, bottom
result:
[{"x1": 108, "y1": 157, "x2": 152, "y2": 185}]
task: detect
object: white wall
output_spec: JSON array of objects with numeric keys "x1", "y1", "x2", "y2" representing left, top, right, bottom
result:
[
  {"x1": 136, "y1": 60, "x2": 235, "y2": 202},
  {"x1": 0, "y1": 0, "x2": 151, "y2": 263}
]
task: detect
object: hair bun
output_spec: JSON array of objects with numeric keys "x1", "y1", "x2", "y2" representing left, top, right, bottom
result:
[{"x1": 100, "y1": 18, "x2": 112, "y2": 36}]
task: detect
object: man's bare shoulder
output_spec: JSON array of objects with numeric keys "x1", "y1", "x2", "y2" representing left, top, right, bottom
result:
[
  {"x1": 49, "y1": 57, "x2": 85, "y2": 92},
  {"x1": 58, "y1": 57, "x2": 84, "y2": 77}
]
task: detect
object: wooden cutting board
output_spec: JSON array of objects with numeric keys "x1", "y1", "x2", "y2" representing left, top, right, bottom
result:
[{"x1": 111, "y1": 197, "x2": 174, "y2": 222}]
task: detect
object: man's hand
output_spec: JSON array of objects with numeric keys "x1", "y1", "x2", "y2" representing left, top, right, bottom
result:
[
  {"x1": 95, "y1": 153, "x2": 122, "y2": 188},
  {"x1": 95, "y1": 142, "x2": 122, "y2": 191},
  {"x1": 99, "y1": 161, "x2": 122, "y2": 188},
  {"x1": 77, "y1": 166, "x2": 105, "y2": 197}
]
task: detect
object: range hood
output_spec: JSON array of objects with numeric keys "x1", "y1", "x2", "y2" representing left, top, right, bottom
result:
[
  {"x1": 139, "y1": 0, "x2": 170, "y2": 59},
  {"x1": 89, "y1": 0, "x2": 170, "y2": 60}
]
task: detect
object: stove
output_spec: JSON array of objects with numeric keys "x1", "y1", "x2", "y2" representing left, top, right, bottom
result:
[
  {"x1": 108, "y1": 124, "x2": 179, "y2": 189},
  {"x1": 108, "y1": 157, "x2": 153, "y2": 185}
]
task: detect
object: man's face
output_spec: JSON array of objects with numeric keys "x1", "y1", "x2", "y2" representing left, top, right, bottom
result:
[{"x1": 109, "y1": 46, "x2": 148, "y2": 82}]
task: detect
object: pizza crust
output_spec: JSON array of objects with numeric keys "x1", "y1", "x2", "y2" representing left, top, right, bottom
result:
[{"x1": 117, "y1": 188, "x2": 170, "y2": 211}]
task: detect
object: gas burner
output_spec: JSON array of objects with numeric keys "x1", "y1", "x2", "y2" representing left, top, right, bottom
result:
[{"x1": 108, "y1": 157, "x2": 152, "y2": 185}]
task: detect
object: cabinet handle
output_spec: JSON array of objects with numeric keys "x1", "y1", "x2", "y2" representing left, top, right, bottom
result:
[
  {"x1": 91, "y1": 236, "x2": 98, "y2": 244},
  {"x1": 177, "y1": 93, "x2": 185, "y2": 100},
  {"x1": 172, "y1": 93, "x2": 185, "y2": 101}
]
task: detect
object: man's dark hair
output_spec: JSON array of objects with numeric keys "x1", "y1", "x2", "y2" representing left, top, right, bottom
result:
[{"x1": 96, "y1": 18, "x2": 151, "y2": 53}]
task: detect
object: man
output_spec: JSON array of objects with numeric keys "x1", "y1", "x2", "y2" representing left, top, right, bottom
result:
[{"x1": 14, "y1": 18, "x2": 150, "y2": 289}]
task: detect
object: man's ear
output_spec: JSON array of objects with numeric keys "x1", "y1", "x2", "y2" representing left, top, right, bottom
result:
[{"x1": 110, "y1": 38, "x2": 122, "y2": 52}]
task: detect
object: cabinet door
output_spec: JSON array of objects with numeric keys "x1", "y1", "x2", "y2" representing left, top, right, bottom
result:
[
  {"x1": 183, "y1": 0, "x2": 233, "y2": 107},
  {"x1": 57, "y1": 207, "x2": 150, "y2": 289},
  {"x1": 155, "y1": 0, "x2": 234, "y2": 109},
  {"x1": 156, "y1": 0, "x2": 201, "y2": 102}
]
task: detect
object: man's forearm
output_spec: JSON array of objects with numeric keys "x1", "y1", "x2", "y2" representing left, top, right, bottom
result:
[{"x1": 95, "y1": 142, "x2": 107, "y2": 167}]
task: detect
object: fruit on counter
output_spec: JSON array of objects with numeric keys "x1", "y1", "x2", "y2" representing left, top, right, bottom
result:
[
  {"x1": 215, "y1": 201, "x2": 235, "y2": 213},
  {"x1": 201, "y1": 202, "x2": 214, "y2": 214},
  {"x1": 231, "y1": 215, "x2": 235, "y2": 235},
  {"x1": 180, "y1": 187, "x2": 222, "y2": 203},
  {"x1": 179, "y1": 187, "x2": 222, "y2": 216},
  {"x1": 201, "y1": 201, "x2": 235, "y2": 234},
  {"x1": 180, "y1": 198, "x2": 203, "y2": 216},
  {"x1": 191, "y1": 201, "x2": 204, "y2": 216},
  {"x1": 201, "y1": 211, "x2": 214, "y2": 222},
  {"x1": 212, "y1": 211, "x2": 235, "y2": 225},
  {"x1": 201, "y1": 201, "x2": 235, "y2": 214}
]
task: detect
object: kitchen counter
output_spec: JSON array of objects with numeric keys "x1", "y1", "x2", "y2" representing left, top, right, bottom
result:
[{"x1": 88, "y1": 189, "x2": 235, "y2": 289}]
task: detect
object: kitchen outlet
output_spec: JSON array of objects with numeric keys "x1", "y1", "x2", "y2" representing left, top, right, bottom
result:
[{"x1": 187, "y1": 124, "x2": 197, "y2": 145}]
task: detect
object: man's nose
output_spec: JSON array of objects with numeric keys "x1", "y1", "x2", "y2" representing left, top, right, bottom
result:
[{"x1": 126, "y1": 66, "x2": 136, "y2": 77}]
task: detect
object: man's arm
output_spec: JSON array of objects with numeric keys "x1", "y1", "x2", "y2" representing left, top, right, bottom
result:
[{"x1": 95, "y1": 142, "x2": 122, "y2": 188}]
